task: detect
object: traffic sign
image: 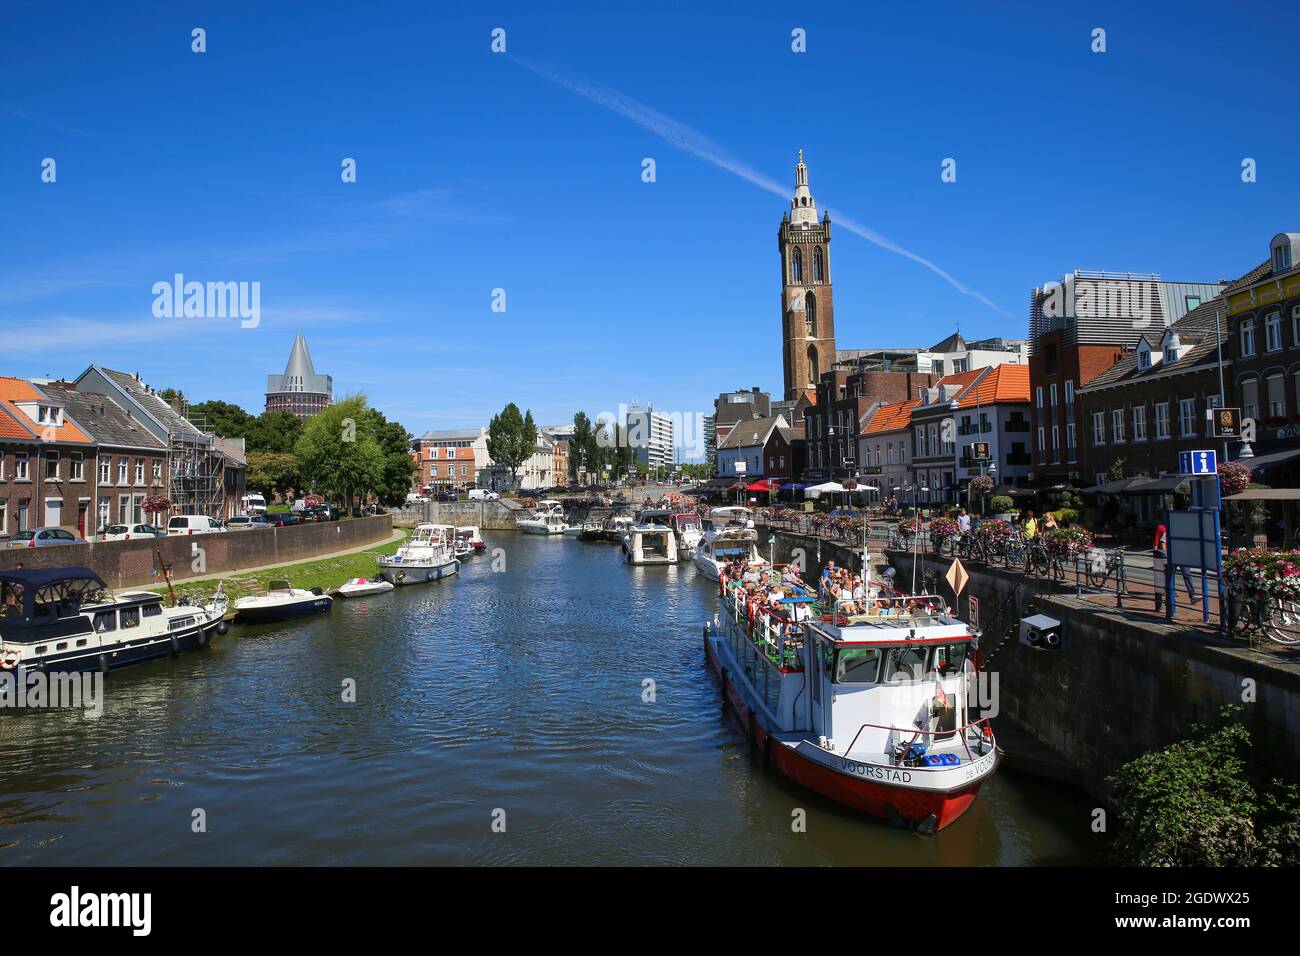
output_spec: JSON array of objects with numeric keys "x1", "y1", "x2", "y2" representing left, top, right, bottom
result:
[
  {"x1": 1178, "y1": 449, "x2": 1217, "y2": 476},
  {"x1": 1210, "y1": 407, "x2": 1241, "y2": 439}
]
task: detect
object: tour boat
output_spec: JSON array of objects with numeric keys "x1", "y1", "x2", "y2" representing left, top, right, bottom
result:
[
  {"x1": 333, "y1": 577, "x2": 395, "y2": 599},
  {"x1": 705, "y1": 569, "x2": 998, "y2": 832},
  {"x1": 516, "y1": 500, "x2": 567, "y2": 535},
  {"x1": 233, "y1": 579, "x2": 332, "y2": 623},
  {"x1": 0, "y1": 567, "x2": 226, "y2": 674},
  {"x1": 377, "y1": 523, "x2": 460, "y2": 585},
  {"x1": 625, "y1": 525, "x2": 679, "y2": 565}
]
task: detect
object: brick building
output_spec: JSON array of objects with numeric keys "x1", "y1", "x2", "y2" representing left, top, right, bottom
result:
[
  {"x1": 0, "y1": 377, "x2": 97, "y2": 537},
  {"x1": 40, "y1": 382, "x2": 170, "y2": 533},
  {"x1": 779, "y1": 151, "x2": 836, "y2": 401},
  {"x1": 1027, "y1": 270, "x2": 1223, "y2": 486},
  {"x1": 803, "y1": 365, "x2": 934, "y2": 482},
  {"x1": 1223, "y1": 232, "x2": 1300, "y2": 485}
]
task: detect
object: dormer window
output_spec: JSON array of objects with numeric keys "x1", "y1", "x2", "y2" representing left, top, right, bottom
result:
[
  {"x1": 1274, "y1": 243, "x2": 1293, "y2": 273},
  {"x1": 1161, "y1": 329, "x2": 1182, "y2": 364},
  {"x1": 1136, "y1": 338, "x2": 1158, "y2": 371}
]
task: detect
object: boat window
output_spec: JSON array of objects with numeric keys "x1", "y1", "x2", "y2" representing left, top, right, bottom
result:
[
  {"x1": 120, "y1": 607, "x2": 140, "y2": 629},
  {"x1": 143, "y1": 603, "x2": 162, "y2": 617},
  {"x1": 93, "y1": 611, "x2": 117, "y2": 633},
  {"x1": 1, "y1": 582, "x2": 24, "y2": 617},
  {"x1": 834, "y1": 647, "x2": 883, "y2": 684},
  {"x1": 933, "y1": 643, "x2": 967, "y2": 678},
  {"x1": 883, "y1": 645, "x2": 930, "y2": 684}
]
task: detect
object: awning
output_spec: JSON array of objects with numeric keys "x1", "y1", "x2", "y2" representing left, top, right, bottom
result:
[
  {"x1": 1081, "y1": 478, "x2": 1135, "y2": 495},
  {"x1": 1227, "y1": 488, "x2": 1300, "y2": 501},
  {"x1": 1125, "y1": 476, "x2": 1190, "y2": 496},
  {"x1": 746, "y1": 479, "x2": 777, "y2": 492},
  {"x1": 805, "y1": 481, "x2": 847, "y2": 498},
  {"x1": 1242, "y1": 447, "x2": 1300, "y2": 474}
]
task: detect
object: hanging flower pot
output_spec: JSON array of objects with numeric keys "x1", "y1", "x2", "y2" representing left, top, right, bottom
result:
[
  {"x1": 1219, "y1": 461, "x2": 1251, "y2": 498},
  {"x1": 142, "y1": 493, "x2": 172, "y2": 515}
]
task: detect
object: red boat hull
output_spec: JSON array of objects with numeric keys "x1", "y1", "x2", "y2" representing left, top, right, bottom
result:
[{"x1": 706, "y1": 636, "x2": 985, "y2": 831}]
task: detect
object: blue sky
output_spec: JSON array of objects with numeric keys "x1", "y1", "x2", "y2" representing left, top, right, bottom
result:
[{"x1": 3, "y1": 1, "x2": 1298, "y2": 442}]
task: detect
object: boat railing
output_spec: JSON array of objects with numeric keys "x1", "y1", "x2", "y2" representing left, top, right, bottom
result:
[
  {"x1": 839, "y1": 716, "x2": 996, "y2": 766},
  {"x1": 819, "y1": 594, "x2": 950, "y2": 627},
  {"x1": 721, "y1": 577, "x2": 808, "y2": 672}
]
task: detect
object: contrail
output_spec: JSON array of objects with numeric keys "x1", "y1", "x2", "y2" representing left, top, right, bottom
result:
[{"x1": 512, "y1": 57, "x2": 1012, "y2": 318}]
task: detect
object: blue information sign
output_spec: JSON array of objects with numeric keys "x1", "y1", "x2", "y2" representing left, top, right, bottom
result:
[{"x1": 1178, "y1": 449, "x2": 1218, "y2": 476}]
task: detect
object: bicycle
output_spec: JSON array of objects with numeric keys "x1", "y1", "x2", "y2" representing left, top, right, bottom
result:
[
  {"x1": 1232, "y1": 590, "x2": 1300, "y2": 645},
  {"x1": 1085, "y1": 547, "x2": 1129, "y2": 592}
]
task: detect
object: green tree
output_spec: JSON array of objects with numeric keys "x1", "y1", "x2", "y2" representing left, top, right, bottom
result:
[
  {"x1": 247, "y1": 411, "x2": 304, "y2": 454},
  {"x1": 246, "y1": 451, "x2": 302, "y2": 499},
  {"x1": 293, "y1": 395, "x2": 384, "y2": 515},
  {"x1": 571, "y1": 411, "x2": 594, "y2": 481},
  {"x1": 365, "y1": 408, "x2": 417, "y2": 506},
  {"x1": 188, "y1": 399, "x2": 254, "y2": 438},
  {"x1": 1108, "y1": 706, "x2": 1300, "y2": 866},
  {"x1": 486, "y1": 403, "x2": 536, "y2": 491}
]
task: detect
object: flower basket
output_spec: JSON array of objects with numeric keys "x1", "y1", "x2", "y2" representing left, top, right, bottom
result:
[
  {"x1": 975, "y1": 518, "x2": 1014, "y2": 546},
  {"x1": 929, "y1": 516, "x2": 960, "y2": 540},
  {"x1": 897, "y1": 517, "x2": 924, "y2": 536},
  {"x1": 1224, "y1": 548, "x2": 1300, "y2": 603},
  {"x1": 969, "y1": 475, "x2": 994, "y2": 496},
  {"x1": 142, "y1": 494, "x2": 172, "y2": 515},
  {"x1": 1219, "y1": 461, "x2": 1251, "y2": 498},
  {"x1": 1043, "y1": 526, "x2": 1094, "y2": 558}
]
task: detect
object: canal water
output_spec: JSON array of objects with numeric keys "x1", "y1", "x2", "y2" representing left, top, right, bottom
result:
[{"x1": 0, "y1": 533, "x2": 1102, "y2": 865}]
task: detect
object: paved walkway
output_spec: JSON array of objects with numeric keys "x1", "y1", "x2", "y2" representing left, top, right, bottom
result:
[{"x1": 175, "y1": 529, "x2": 405, "y2": 583}]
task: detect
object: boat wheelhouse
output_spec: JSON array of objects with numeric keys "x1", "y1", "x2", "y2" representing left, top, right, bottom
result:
[
  {"x1": 625, "y1": 525, "x2": 679, "y2": 565},
  {"x1": 377, "y1": 523, "x2": 460, "y2": 585},
  {"x1": 602, "y1": 514, "x2": 636, "y2": 544},
  {"x1": 669, "y1": 512, "x2": 702, "y2": 558},
  {"x1": 705, "y1": 568, "x2": 997, "y2": 831},
  {"x1": 0, "y1": 567, "x2": 225, "y2": 674}
]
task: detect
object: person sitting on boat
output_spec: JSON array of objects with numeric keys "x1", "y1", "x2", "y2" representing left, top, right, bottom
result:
[{"x1": 819, "y1": 562, "x2": 837, "y2": 598}]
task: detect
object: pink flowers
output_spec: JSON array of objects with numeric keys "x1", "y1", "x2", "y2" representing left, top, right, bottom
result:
[
  {"x1": 1225, "y1": 548, "x2": 1300, "y2": 601},
  {"x1": 1219, "y1": 461, "x2": 1252, "y2": 498},
  {"x1": 930, "y1": 517, "x2": 960, "y2": 539},
  {"x1": 1043, "y1": 526, "x2": 1094, "y2": 557},
  {"x1": 976, "y1": 518, "x2": 1015, "y2": 545}
]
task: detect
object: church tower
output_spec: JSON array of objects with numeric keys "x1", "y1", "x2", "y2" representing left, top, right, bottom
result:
[{"x1": 778, "y1": 150, "x2": 836, "y2": 401}]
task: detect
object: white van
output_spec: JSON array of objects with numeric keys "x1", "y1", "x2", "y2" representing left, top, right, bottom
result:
[
  {"x1": 241, "y1": 493, "x2": 268, "y2": 515},
  {"x1": 167, "y1": 515, "x2": 229, "y2": 536},
  {"x1": 467, "y1": 489, "x2": 499, "y2": 501}
]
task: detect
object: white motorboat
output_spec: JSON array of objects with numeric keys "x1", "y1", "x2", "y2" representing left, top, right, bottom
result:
[
  {"x1": 333, "y1": 577, "x2": 395, "y2": 599},
  {"x1": 706, "y1": 569, "x2": 997, "y2": 832},
  {"x1": 0, "y1": 567, "x2": 226, "y2": 674},
  {"x1": 693, "y1": 508, "x2": 765, "y2": 579},
  {"x1": 516, "y1": 500, "x2": 567, "y2": 535},
  {"x1": 669, "y1": 512, "x2": 703, "y2": 558},
  {"x1": 455, "y1": 526, "x2": 486, "y2": 552},
  {"x1": 377, "y1": 523, "x2": 460, "y2": 585},
  {"x1": 603, "y1": 514, "x2": 636, "y2": 544},
  {"x1": 625, "y1": 525, "x2": 678, "y2": 565},
  {"x1": 233, "y1": 579, "x2": 332, "y2": 623}
]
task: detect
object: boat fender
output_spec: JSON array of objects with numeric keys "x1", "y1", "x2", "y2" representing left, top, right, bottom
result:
[
  {"x1": 916, "y1": 813, "x2": 939, "y2": 836},
  {"x1": 98, "y1": 653, "x2": 110, "y2": 674},
  {"x1": 169, "y1": 634, "x2": 180, "y2": 657},
  {"x1": 197, "y1": 627, "x2": 208, "y2": 648},
  {"x1": 216, "y1": 620, "x2": 230, "y2": 636}
]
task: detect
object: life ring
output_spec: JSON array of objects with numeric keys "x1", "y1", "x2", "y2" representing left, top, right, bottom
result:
[{"x1": 0, "y1": 657, "x2": 18, "y2": 671}]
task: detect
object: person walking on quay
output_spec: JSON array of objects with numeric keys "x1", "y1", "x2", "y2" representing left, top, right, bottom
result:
[
  {"x1": 957, "y1": 507, "x2": 971, "y2": 536},
  {"x1": 1152, "y1": 521, "x2": 1197, "y2": 612},
  {"x1": 1043, "y1": 512, "x2": 1058, "y2": 532}
]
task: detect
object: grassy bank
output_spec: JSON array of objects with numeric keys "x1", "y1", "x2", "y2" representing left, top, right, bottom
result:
[{"x1": 149, "y1": 531, "x2": 408, "y2": 601}]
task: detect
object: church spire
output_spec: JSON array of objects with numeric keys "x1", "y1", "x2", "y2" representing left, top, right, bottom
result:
[{"x1": 791, "y1": 149, "x2": 818, "y2": 225}]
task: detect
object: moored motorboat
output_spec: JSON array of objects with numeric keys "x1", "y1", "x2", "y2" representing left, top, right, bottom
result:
[
  {"x1": 669, "y1": 512, "x2": 703, "y2": 559},
  {"x1": 693, "y1": 526, "x2": 765, "y2": 580},
  {"x1": 333, "y1": 577, "x2": 395, "y2": 599},
  {"x1": 455, "y1": 526, "x2": 486, "y2": 552},
  {"x1": 233, "y1": 579, "x2": 332, "y2": 623},
  {"x1": 625, "y1": 524, "x2": 679, "y2": 564},
  {"x1": 377, "y1": 524, "x2": 460, "y2": 585},
  {"x1": 705, "y1": 567, "x2": 997, "y2": 831},
  {"x1": 0, "y1": 567, "x2": 226, "y2": 674},
  {"x1": 601, "y1": 514, "x2": 635, "y2": 544},
  {"x1": 516, "y1": 500, "x2": 567, "y2": 535}
]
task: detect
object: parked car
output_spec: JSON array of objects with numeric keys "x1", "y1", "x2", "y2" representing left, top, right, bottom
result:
[
  {"x1": 405, "y1": 493, "x2": 429, "y2": 505},
  {"x1": 100, "y1": 523, "x2": 166, "y2": 541},
  {"x1": 166, "y1": 515, "x2": 229, "y2": 535},
  {"x1": 263, "y1": 512, "x2": 301, "y2": 527},
  {"x1": 7, "y1": 527, "x2": 87, "y2": 548},
  {"x1": 226, "y1": 515, "x2": 273, "y2": 531},
  {"x1": 436, "y1": 491, "x2": 459, "y2": 502},
  {"x1": 304, "y1": 503, "x2": 337, "y2": 522},
  {"x1": 467, "y1": 489, "x2": 500, "y2": 501},
  {"x1": 241, "y1": 493, "x2": 268, "y2": 515}
]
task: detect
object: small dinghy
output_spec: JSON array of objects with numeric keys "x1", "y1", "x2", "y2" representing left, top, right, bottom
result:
[
  {"x1": 332, "y1": 577, "x2": 395, "y2": 599},
  {"x1": 233, "y1": 579, "x2": 332, "y2": 623}
]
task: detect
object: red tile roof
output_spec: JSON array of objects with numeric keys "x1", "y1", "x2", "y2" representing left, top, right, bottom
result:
[
  {"x1": 0, "y1": 377, "x2": 94, "y2": 443},
  {"x1": 863, "y1": 399, "x2": 920, "y2": 436},
  {"x1": 953, "y1": 364, "x2": 1030, "y2": 407}
]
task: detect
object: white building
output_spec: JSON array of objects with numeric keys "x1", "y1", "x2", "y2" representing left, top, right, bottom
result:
[{"x1": 625, "y1": 402, "x2": 674, "y2": 473}]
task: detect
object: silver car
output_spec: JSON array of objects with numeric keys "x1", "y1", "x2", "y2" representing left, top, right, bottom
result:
[{"x1": 7, "y1": 527, "x2": 87, "y2": 549}]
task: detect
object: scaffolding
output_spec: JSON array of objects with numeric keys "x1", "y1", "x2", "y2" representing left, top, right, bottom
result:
[{"x1": 167, "y1": 407, "x2": 227, "y2": 518}]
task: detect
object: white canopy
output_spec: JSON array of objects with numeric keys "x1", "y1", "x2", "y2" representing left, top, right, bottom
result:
[{"x1": 805, "y1": 481, "x2": 846, "y2": 498}]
